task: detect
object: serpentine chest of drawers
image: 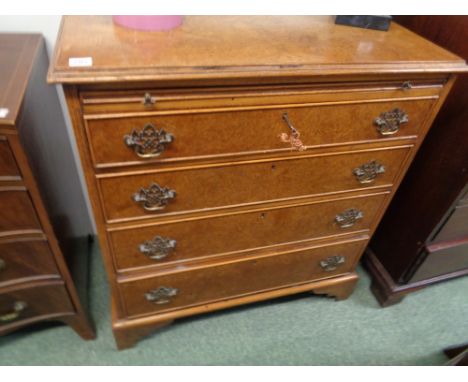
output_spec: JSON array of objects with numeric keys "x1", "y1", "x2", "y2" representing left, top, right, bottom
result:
[
  {"x1": 0, "y1": 34, "x2": 94, "y2": 339},
  {"x1": 49, "y1": 16, "x2": 467, "y2": 349}
]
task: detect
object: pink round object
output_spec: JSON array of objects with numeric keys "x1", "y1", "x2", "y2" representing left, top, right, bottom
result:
[{"x1": 112, "y1": 16, "x2": 183, "y2": 31}]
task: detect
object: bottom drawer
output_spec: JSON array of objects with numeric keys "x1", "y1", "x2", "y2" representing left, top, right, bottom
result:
[
  {"x1": 0, "y1": 282, "x2": 74, "y2": 331},
  {"x1": 120, "y1": 237, "x2": 367, "y2": 318}
]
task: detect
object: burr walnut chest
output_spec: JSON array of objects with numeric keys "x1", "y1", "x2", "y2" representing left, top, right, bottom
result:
[
  {"x1": 48, "y1": 16, "x2": 467, "y2": 349},
  {"x1": 0, "y1": 34, "x2": 94, "y2": 339}
]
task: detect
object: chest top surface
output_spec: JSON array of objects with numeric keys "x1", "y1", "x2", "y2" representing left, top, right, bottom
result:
[
  {"x1": 48, "y1": 16, "x2": 467, "y2": 85},
  {"x1": 0, "y1": 33, "x2": 42, "y2": 126}
]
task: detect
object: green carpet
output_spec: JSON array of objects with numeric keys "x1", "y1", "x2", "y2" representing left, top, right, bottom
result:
[{"x1": 1, "y1": 240, "x2": 467, "y2": 365}]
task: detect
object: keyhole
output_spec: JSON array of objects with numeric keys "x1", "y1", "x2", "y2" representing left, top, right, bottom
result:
[
  {"x1": 271, "y1": 164, "x2": 276, "y2": 170},
  {"x1": 260, "y1": 213, "x2": 266, "y2": 219}
]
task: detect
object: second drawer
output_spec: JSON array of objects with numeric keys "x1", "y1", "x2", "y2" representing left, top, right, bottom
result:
[
  {"x1": 99, "y1": 145, "x2": 410, "y2": 222},
  {"x1": 108, "y1": 191, "x2": 388, "y2": 272}
]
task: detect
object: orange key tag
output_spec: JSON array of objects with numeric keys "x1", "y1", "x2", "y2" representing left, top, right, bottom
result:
[{"x1": 280, "y1": 113, "x2": 306, "y2": 151}]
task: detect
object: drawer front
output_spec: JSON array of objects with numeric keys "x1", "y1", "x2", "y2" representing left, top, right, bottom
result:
[
  {"x1": 81, "y1": 82, "x2": 442, "y2": 115},
  {"x1": 0, "y1": 137, "x2": 20, "y2": 179},
  {"x1": 0, "y1": 190, "x2": 42, "y2": 234},
  {"x1": 86, "y1": 99, "x2": 432, "y2": 168},
  {"x1": 410, "y1": 241, "x2": 468, "y2": 282},
  {"x1": 0, "y1": 240, "x2": 60, "y2": 286},
  {"x1": 100, "y1": 146, "x2": 408, "y2": 222},
  {"x1": 433, "y1": 204, "x2": 468, "y2": 242},
  {"x1": 120, "y1": 238, "x2": 367, "y2": 317},
  {"x1": 0, "y1": 282, "x2": 74, "y2": 330},
  {"x1": 109, "y1": 191, "x2": 388, "y2": 271}
]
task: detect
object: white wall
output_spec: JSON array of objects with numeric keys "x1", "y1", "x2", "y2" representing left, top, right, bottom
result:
[
  {"x1": 0, "y1": 15, "x2": 61, "y2": 56},
  {"x1": 0, "y1": 16, "x2": 96, "y2": 235}
]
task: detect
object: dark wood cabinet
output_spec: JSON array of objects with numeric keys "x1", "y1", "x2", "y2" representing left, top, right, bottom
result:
[
  {"x1": 365, "y1": 16, "x2": 468, "y2": 306},
  {"x1": 0, "y1": 34, "x2": 95, "y2": 338}
]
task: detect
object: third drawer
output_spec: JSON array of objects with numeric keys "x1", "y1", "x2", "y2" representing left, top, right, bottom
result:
[{"x1": 108, "y1": 190, "x2": 388, "y2": 272}]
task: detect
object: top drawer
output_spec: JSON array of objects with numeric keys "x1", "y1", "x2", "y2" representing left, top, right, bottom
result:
[{"x1": 81, "y1": 84, "x2": 440, "y2": 169}]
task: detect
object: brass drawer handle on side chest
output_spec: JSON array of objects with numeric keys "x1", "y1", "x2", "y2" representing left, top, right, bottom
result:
[
  {"x1": 132, "y1": 183, "x2": 176, "y2": 211},
  {"x1": 320, "y1": 256, "x2": 346, "y2": 271},
  {"x1": 335, "y1": 208, "x2": 364, "y2": 228},
  {"x1": 0, "y1": 301, "x2": 27, "y2": 323},
  {"x1": 353, "y1": 160, "x2": 386, "y2": 184},
  {"x1": 374, "y1": 108, "x2": 409, "y2": 136},
  {"x1": 138, "y1": 236, "x2": 177, "y2": 260},
  {"x1": 145, "y1": 286, "x2": 178, "y2": 305},
  {"x1": 124, "y1": 123, "x2": 174, "y2": 159}
]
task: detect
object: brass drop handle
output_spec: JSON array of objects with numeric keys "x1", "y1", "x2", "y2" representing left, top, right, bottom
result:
[
  {"x1": 374, "y1": 108, "x2": 409, "y2": 136},
  {"x1": 145, "y1": 286, "x2": 178, "y2": 305},
  {"x1": 0, "y1": 258, "x2": 5, "y2": 272},
  {"x1": 280, "y1": 113, "x2": 305, "y2": 151},
  {"x1": 142, "y1": 92, "x2": 156, "y2": 106},
  {"x1": 335, "y1": 208, "x2": 364, "y2": 228},
  {"x1": 124, "y1": 124, "x2": 174, "y2": 159},
  {"x1": 353, "y1": 160, "x2": 386, "y2": 184},
  {"x1": 320, "y1": 256, "x2": 346, "y2": 271},
  {"x1": 0, "y1": 301, "x2": 27, "y2": 323},
  {"x1": 139, "y1": 236, "x2": 177, "y2": 260},
  {"x1": 132, "y1": 183, "x2": 176, "y2": 211}
]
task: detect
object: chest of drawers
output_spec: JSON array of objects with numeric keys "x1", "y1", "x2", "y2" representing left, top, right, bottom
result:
[
  {"x1": 0, "y1": 34, "x2": 94, "y2": 339},
  {"x1": 48, "y1": 16, "x2": 467, "y2": 349}
]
